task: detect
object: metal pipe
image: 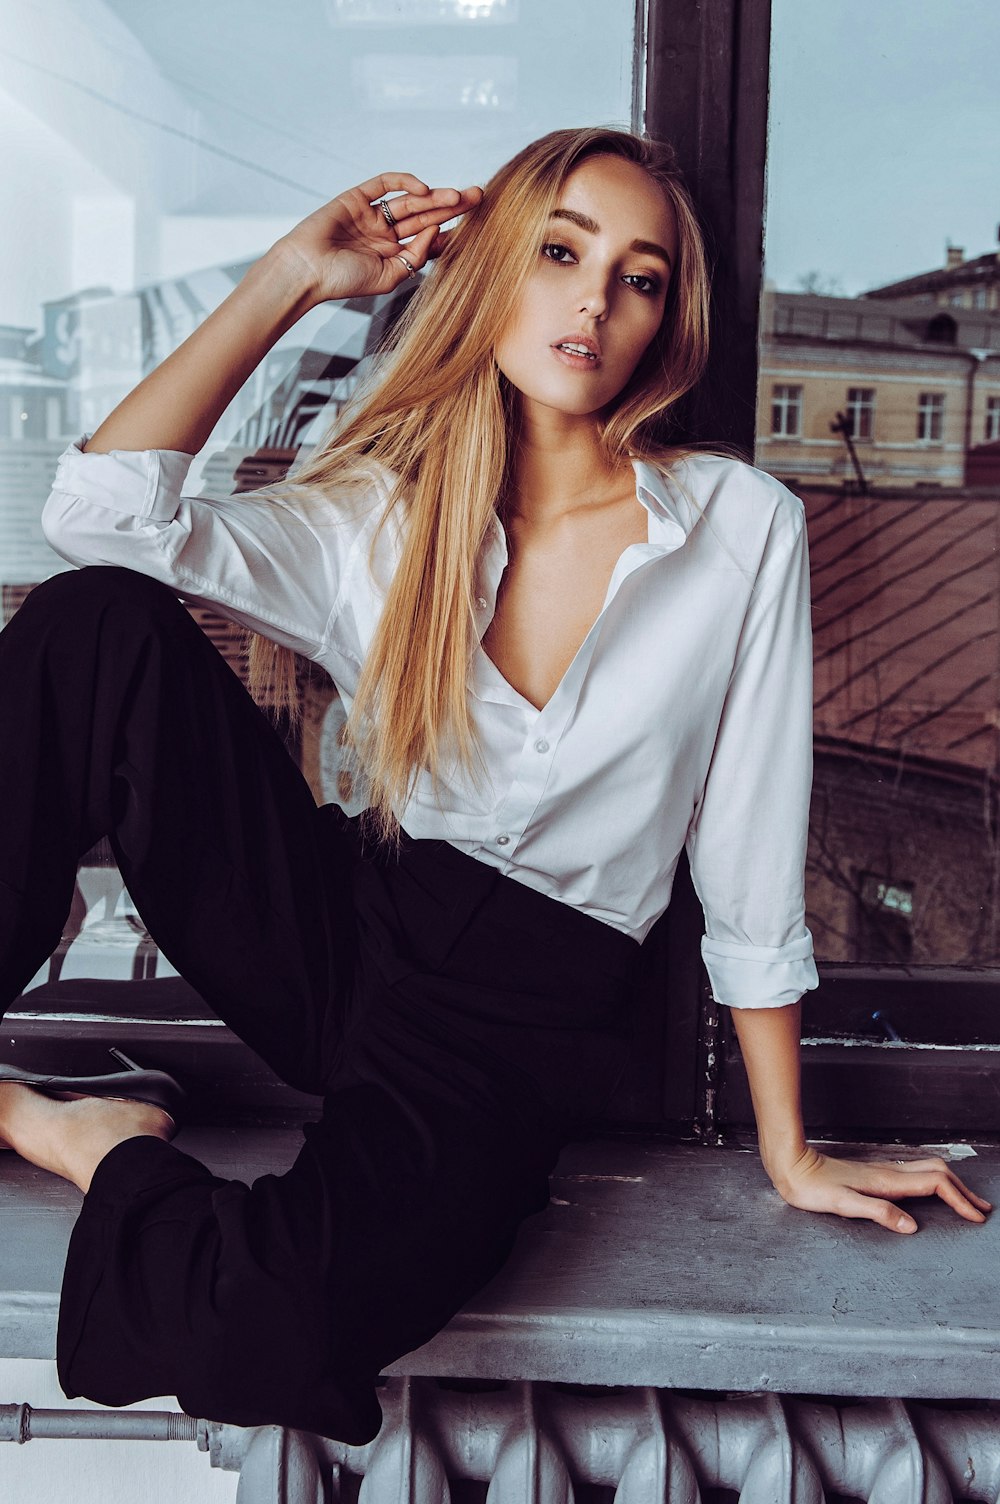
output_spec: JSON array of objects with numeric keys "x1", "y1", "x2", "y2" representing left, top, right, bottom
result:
[{"x1": 0, "y1": 1402, "x2": 199, "y2": 1443}]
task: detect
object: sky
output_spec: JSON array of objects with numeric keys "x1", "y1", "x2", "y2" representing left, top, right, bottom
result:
[{"x1": 764, "y1": 0, "x2": 1000, "y2": 293}]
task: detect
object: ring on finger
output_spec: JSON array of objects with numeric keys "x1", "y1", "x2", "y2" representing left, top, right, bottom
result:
[
  {"x1": 377, "y1": 198, "x2": 397, "y2": 229},
  {"x1": 396, "y1": 252, "x2": 418, "y2": 279}
]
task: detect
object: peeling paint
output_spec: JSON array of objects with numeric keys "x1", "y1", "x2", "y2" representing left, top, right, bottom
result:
[{"x1": 556, "y1": 1174, "x2": 645, "y2": 1184}]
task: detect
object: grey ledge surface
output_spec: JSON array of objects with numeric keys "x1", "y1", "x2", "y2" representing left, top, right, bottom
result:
[{"x1": 1, "y1": 1129, "x2": 997, "y2": 1398}]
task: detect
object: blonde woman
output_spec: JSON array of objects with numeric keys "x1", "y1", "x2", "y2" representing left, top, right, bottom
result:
[{"x1": 0, "y1": 127, "x2": 989, "y2": 1440}]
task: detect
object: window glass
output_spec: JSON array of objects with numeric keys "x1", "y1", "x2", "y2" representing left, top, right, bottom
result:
[
  {"x1": 985, "y1": 396, "x2": 1000, "y2": 443},
  {"x1": 917, "y1": 392, "x2": 946, "y2": 442},
  {"x1": 771, "y1": 383, "x2": 802, "y2": 437},
  {"x1": 4, "y1": 0, "x2": 638, "y2": 1016},
  {"x1": 758, "y1": 0, "x2": 1000, "y2": 1017}
]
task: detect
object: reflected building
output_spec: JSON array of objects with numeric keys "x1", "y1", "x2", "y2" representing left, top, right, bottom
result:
[
  {"x1": 757, "y1": 263, "x2": 1000, "y2": 492},
  {"x1": 755, "y1": 249, "x2": 1000, "y2": 970}
]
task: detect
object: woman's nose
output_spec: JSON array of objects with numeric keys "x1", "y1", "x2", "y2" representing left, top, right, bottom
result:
[{"x1": 578, "y1": 277, "x2": 610, "y2": 320}]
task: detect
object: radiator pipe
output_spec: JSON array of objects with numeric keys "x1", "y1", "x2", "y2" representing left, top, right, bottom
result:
[{"x1": 0, "y1": 1402, "x2": 199, "y2": 1444}]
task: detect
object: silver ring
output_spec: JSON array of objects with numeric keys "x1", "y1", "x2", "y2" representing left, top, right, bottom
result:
[
  {"x1": 895, "y1": 1159, "x2": 907, "y2": 1166},
  {"x1": 377, "y1": 197, "x2": 397, "y2": 229},
  {"x1": 396, "y1": 252, "x2": 417, "y2": 279}
]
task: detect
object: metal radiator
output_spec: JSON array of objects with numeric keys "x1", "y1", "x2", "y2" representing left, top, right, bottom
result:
[{"x1": 9, "y1": 1378, "x2": 996, "y2": 1502}]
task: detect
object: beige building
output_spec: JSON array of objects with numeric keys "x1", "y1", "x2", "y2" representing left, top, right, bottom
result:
[{"x1": 756, "y1": 285, "x2": 1000, "y2": 488}]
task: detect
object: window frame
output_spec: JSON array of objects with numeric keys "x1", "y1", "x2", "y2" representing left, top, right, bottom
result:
[
  {"x1": 986, "y1": 396, "x2": 1000, "y2": 443},
  {"x1": 10, "y1": 0, "x2": 997, "y2": 1147},
  {"x1": 845, "y1": 386, "x2": 876, "y2": 441},
  {"x1": 917, "y1": 390, "x2": 946, "y2": 443},
  {"x1": 771, "y1": 382, "x2": 803, "y2": 437}
]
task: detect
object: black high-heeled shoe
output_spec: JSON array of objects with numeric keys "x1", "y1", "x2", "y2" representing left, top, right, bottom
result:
[{"x1": 0, "y1": 1047, "x2": 185, "y2": 1144}]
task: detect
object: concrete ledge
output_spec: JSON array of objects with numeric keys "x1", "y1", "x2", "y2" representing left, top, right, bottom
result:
[{"x1": 1, "y1": 1130, "x2": 997, "y2": 1399}]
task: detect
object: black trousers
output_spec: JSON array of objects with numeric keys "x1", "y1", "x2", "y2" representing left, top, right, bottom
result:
[{"x1": 0, "y1": 567, "x2": 641, "y2": 1442}]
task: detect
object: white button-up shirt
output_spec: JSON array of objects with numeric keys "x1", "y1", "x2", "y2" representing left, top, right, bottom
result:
[{"x1": 42, "y1": 438, "x2": 819, "y2": 1010}]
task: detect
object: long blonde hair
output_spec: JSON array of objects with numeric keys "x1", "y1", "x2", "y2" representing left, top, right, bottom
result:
[{"x1": 249, "y1": 126, "x2": 711, "y2": 832}]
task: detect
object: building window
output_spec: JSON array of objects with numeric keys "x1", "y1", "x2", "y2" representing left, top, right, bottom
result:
[
  {"x1": 845, "y1": 387, "x2": 875, "y2": 440},
  {"x1": 854, "y1": 873, "x2": 915, "y2": 965},
  {"x1": 986, "y1": 396, "x2": 1000, "y2": 442},
  {"x1": 771, "y1": 383, "x2": 802, "y2": 437},
  {"x1": 917, "y1": 391, "x2": 945, "y2": 442}
]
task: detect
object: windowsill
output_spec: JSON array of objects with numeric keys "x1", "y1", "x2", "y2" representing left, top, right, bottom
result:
[{"x1": 1, "y1": 1129, "x2": 998, "y2": 1400}]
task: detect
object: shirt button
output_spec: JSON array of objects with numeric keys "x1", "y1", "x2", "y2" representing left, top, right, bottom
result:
[
  {"x1": 534, "y1": 738, "x2": 550, "y2": 754},
  {"x1": 495, "y1": 834, "x2": 510, "y2": 846},
  {"x1": 476, "y1": 596, "x2": 488, "y2": 610}
]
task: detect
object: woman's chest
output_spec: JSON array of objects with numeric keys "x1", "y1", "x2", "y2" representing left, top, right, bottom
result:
[{"x1": 480, "y1": 502, "x2": 650, "y2": 712}]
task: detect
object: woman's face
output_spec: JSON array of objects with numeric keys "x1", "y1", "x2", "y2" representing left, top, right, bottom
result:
[{"x1": 494, "y1": 153, "x2": 678, "y2": 419}]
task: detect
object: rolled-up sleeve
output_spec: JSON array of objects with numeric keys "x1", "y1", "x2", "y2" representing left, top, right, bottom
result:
[
  {"x1": 41, "y1": 436, "x2": 356, "y2": 659},
  {"x1": 685, "y1": 494, "x2": 819, "y2": 1009}
]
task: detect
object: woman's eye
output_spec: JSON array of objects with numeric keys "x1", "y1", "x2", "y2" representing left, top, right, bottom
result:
[
  {"x1": 541, "y1": 242, "x2": 575, "y2": 264},
  {"x1": 625, "y1": 273, "x2": 661, "y2": 297}
]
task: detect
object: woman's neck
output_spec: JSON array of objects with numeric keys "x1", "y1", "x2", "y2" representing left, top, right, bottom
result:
[{"x1": 507, "y1": 403, "x2": 630, "y2": 525}]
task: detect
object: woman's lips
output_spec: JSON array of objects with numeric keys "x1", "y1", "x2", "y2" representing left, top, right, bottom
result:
[{"x1": 550, "y1": 342, "x2": 603, "y2": 371}]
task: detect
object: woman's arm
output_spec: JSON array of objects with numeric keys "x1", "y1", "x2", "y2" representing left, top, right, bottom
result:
[
  {"x1": 731, "y1": 1003, "x2": 992, "y2": 1233},
  {"x1": 84, "y1": 174, "x2": 481, "y2": 457},
  {"x1": 83, "y1": 253, "x2": 317, "y2": 457},
  {"x1": 42, "y1": 177, "x2": 482, "y2": 651}
]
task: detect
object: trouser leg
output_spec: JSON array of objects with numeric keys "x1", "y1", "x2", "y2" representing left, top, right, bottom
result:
[{"x1": 0, "y1": 566, "x2": 352, "y2": 1091}]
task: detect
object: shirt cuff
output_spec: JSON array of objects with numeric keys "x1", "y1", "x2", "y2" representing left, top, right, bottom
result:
[
  {"x1": 701, "y1": 930, "x2": 819, "y2": 1009},
  {"x1": 51, "y1": 436, "x2": 198, "y2": 523}
]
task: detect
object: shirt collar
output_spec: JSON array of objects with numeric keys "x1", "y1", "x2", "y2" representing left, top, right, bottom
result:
[
  {"x1": 630, "y1": 457, "x2": 692, "y2": 552},
  {"x1": 484, "y1": 456, "x2": 693, "y2": 561}
]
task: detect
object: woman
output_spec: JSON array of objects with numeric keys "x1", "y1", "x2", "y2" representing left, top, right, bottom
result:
[{"x1": 0, "y1": 127, "x2": 989, "y2": 1441}]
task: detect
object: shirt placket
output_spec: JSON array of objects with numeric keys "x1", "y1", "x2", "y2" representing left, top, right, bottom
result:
[{"x1": 484, "y1": 538, "x2": 671, "y2": 868}]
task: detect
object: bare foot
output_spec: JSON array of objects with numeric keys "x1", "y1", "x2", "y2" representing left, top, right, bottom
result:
[{"x1": 0, "y1": 1082, "x2": 174, "y2": 1193}]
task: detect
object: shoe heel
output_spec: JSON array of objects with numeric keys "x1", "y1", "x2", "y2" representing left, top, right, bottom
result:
[{"x1": 108, "y1": 1047, "x2": 142, "y2": 1073}]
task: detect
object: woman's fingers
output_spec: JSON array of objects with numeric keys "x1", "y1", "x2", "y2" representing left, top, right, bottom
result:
[
  {"x1": 896, "y1": 1156, "x2": 992, "y2": 1208},
  {"x1": 355, "y1": 171, "x2": 432, "y2": 203},
  {"x1": 374, "y1": 184, "x2": 482, "y2": 240},
  {"x1": 873, "y1": 1161, "x2": 991, "y2": 1223},
  {"x1": 831, "y1": 1189, "x2": 918, "y2": 1234},
  {"x1": 778, "y1": 1151, "x2": 993, "y2": 1236}
]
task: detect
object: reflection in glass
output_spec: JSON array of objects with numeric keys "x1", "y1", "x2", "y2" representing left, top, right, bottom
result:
[
  {"x1": 3, "y1": 0, "x2": 636, "y2": 1016},
  {"x1": 761, "y1": 0, "x2": 1000, "y2": 974},
  {"x1": 351, "y1": 53, "x2": 516, "y2": 111},
  {"x1": 329, "y1": 0, "x2": 517, "y2": 23}
]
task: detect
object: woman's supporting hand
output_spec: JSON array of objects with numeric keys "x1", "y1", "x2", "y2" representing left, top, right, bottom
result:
[
  {"x1": 770, "y1": 1144, "x2": 992, "y2": 1234},
  {"x1": 729, "y1": 1002, "x2": 993, "y2": 1235},
  {"x1": 271, "y1": 173, "x2": 484, "y2": 305}
]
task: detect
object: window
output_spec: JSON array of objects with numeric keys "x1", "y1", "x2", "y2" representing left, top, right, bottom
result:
[
  {"x1": 771, "y1": 383, "x2": 802, "y2": 436},
  {"x1": 925, "y1": 313, "x2": 957, "y2": 344},
  {"x1": 986, "y1": 396, "x2": 1000, "y2": 442},
  {"x1": 749, "y1": 0, "x2": 1000, "y2": 1143},
  {"x1": 845, "y1": 387, "x2": 875, "y2": 440},
  {"x1": 917, "y1": 391, "x2": 945, "y2": 442},
  {"x1": 4, "y1": 0, "x2": 646, "y2": 1095},
  {"x1": 855, "y1": 872, "x2": 915, "y2": 964}
]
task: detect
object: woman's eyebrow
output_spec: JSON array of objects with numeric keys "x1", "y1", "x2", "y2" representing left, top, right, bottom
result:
[{"x1": 550, "y1": 207, "x2": 673, "y2": 268}]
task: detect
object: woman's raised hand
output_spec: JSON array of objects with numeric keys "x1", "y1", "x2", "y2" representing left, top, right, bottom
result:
[
  {"x1": 270, "y1": 173, "x2": 483, "y2": 307},
  {"x1": 81, "y1": 172, "x2": 481, "y2": 458},
  {"x1": 773, "y1": 1145, "x2": 992, "y2": 1234}
]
